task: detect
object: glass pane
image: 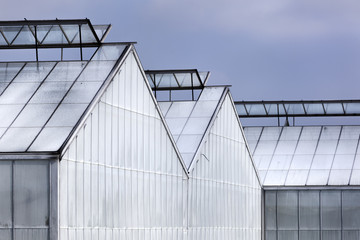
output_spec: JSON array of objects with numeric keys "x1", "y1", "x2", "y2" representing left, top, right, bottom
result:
[
  {"x1": 275, "y1": 141, "x2": 297, "y2": 154},
  {"x1": 28, "y1": 127, "x2": 73, "y2": 152},
  {"x1": 320, "y1": 126, "x2": 341, "y2": 140},
  {"x1": 243, "y1": 127, "x2": 263, "y2": 141},
  {"x1": 290, "y1": 155, "x2": 313, "y2": 170},
  {"x1": 163, "y1": 118, "x2": 187, "y2": 135},
  {"x1": 247, "y1": 104, "x2": 266, "y2": 115},
  {"x1": 342, "y1": 191, "x2": 360, "y2": 230},
  {"x1": 341, "y1": 126, "x2": 360, "y2": 140},
  {"x1": 265, "y1": 191, "x2": 277, "y2": 230},
  {"x1": 285, "y1": 170, "x2": 308, "y2": 186},
  {"x1": 0, "y1": 128, "x2": 41, "y2": 152},
  {"x1": 42, "y1": 25, "x2": 67, "y2": 44},
  {"x1": 0, "y1": 62, "x2": 24, "y2": 82},
  {"x1": 299, "y1": 191, "x2": 320, "y2": 230},
  {"x1": 63, "y1": 81, "x2": 103, "y2": 104},
  {"x1": 299, "y1": 127, "x2": 321, "y2": 141},
  {"x1": 332, "y1": 155, "x2": 355, "y2": 170},
  {"x1": 191, "y1": 100, "x2": 218, "y2": 117},
  {"x1": 12, "y1": 103, "x2": 57, "y2": 127},
  {"x1": 346, "y1": 103, "x2": 360, "y2": 114},
  {"x1": 166, "y1": 102, "x2": 195, "y2": 118},
  {"x1": 255, "y1": 141, "x2": 277, "y2": 155},
  {"x1": 14, "y1": 161, "x2": 49, "y2": 227},
  {"x1": 260, "y1": 127, "x2": 282, "y2": 140},
  {"x1": 343, "y1": 230, "x2": 359, "y2": 240},
  {"x1": 321, "y1": 230, "x2": 341, "y2": 240},
  {"x1": 316, "y1": 140, "x2": 338, "y2": 154},
  {"x1": 325, "y1": 103, "x2": 343, "y2": 114},
  {"x1": 295, "y1": 140, "x2": 318, "y2": 155},
  {"x1": 182, "y1": 117, "x2": 210, "y2": 135},
  {"x1": 0, "y1": 104, "x2": 23, "y2": 127},
  {"x1": 280, "y1": 127, "x2": 302, "y2": 140},
  {"x1": 307, "y1": 170, "x2": 330, "y2": 185},
  {"x1": 277, "y1": 191, "x2": 298, "y2": 230},
  {"x1": 46, "y1": 103, "x2": 88, "y2": 127},
  {"x1": 328, "y1": 170, "x2": 351, "y2": 185},
  {"x1": 256, "y1": 154, "x2": 272, "y2": 170},
  {"x1": 278, "y1": 230, "x2": 298, "y2": 240},
  {"x1": 299, "y1": 230, "x2": 319, "y2": 240},
  {"x1": 0, "y1": 161, "x2": 12, "y2": 228},
  {"x1": 305, "y1": 103, "x2": 324, "y2": 115},
  {"x1": 92, "y1": 44, "x2": 127, "y2": 61},
  {"x1": 264, "y1": 170, "x2": 287, "y2": 186},
  {"x1": 321, "y1": 191, "x2": 341, "y2": 230},
  {"x1": 311, "y1": 155, "x2": 334, "y2": 170},
  {"x1": 176, "y1": 134, "x2": 202, "y2": 154},
  {"x1": 12, "y1": 26, "x2": 34, "y2": 45},
  {"x1": 0, "y1": 82, "x2": 40, "y2": 104},
  {"x1": 76, "y1": 60, "x2": 116, "y2": 82},
  {"x1": 13, "y1": 62, "x2": 55, "y2": 83},
  {"x1": 45, "y1": 61, "x2": 86, "y2": 82},
  {"x1": 29, "y1": 81, "x2": 74, "y2": 104},
  {"x1": 268, "y1": 154, "x2": 293, "y2": 170},
  {"x1": 336, "y1": 140, "x2": 358, "y2": 154}
]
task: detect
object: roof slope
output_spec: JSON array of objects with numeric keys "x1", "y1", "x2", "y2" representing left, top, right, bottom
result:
[
  {"x1": 0, "y1": 43, "x2": 129, "y2": 153},
  {"x1": 158, "y1": 86, "x2": 225, "y2": 167},
  {"x1": 245, "y1": 126, "x2": 360, "y2": 186}
]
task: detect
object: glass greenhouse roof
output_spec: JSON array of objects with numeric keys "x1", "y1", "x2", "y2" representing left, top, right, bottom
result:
[
  {"x1": 244, "y1": 126, "x2": 360, "y2": 186},
  {"x1": 158, "y1": 86, "x2": 225, "y2": 167},
  {"x1": 235, "y1": 100, "x2": 360, "y2": 117},
  {"x1": 145, "y1": 69, "x2": 210, "y2": 90},
  {"x1": 0, "y1": 19, "x2": 111, "y2": 49},
  {"x1": 0, "y1": 43, "x2": 128, "y2": 152}
]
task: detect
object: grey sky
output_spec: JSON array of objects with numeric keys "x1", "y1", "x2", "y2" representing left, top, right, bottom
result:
[{"x1": 2, "y1": 0, "x2": 360, "y2": 100}]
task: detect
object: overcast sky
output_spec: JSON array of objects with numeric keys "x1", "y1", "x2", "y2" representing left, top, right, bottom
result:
[{"x1": 2, "y1": 0, "x2": 360, "y2": 101}]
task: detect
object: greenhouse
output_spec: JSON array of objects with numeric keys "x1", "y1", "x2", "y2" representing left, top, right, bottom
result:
[
  {"x1": 239, "y1": 101, "x2": 360, "y2": 240},
  {"x1": 0, "y1": 19, "x2": 261, "y2": 240}
]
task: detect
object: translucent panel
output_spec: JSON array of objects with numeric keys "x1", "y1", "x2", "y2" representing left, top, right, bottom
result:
[
  {"x1": 332, "y1": 155, "x2": 355, "y2": 169},
  {"x1": 353, "y1": 155, "x2": 360, "y2": 169},
  {"x1": 305, "y1": 103, "x2": 324, "y2": 114},
  {"x1": 285, "y1": 103, "x2": 304, "y2": 115},
  {"x1": 320, "y1": 126, "x2": 341, "y2": 140},
  {"x1": 321, "y1": 231, "x2": 341, "y2": 240},
  {"x1": 321, "y1": 191, "x2": 341, "y2": 230},
  {"x1": 235, "y1": 104, "x2": 247, "y2": 115},
  {"x1": 32, "y1": 25, "x2": 52, "y2": 43},
  {"x1": 63, "y1": 81, "x2": 103, "y2": 104},
  {"x1": 12, "y1": 103, "x2": 57, "y2": 127},
  {"x1": 176, "y1": 134, "x2": 202, "y2": 153},
  {"x1": 12, "y1": 26, "x2": 34, "y2": 45},
  {"x1": 264, "y1": 170, "x2": 287, "y2": 185},
  {"x1": 0, "y1": 82, "x2": 39, "y2": 104},
  {"x1": 42, "y1": 25, "x2": 68, "y2": 44},
  {"x1": 336, "y1": 140, "x2": 358, "y2": 154},
  {"x1": 14, "y1": 161, "x2": 49, "y2": 227},
  {"x1": 79, "y1": 24, "x2": 98, "y2": 43},
  {"x1": 158, "y1": 102, "x2": 172, "y2": 116},
  {"x1": 268, "y1": 154, "x2": 293, "y2": 170},
  {"x1": 350, "y1": 170, "x2": 360, "y2": 185},
  {"x1": 62, "y1": 25, "x2": 79, "y2": 43},
  {"x1": 290, "y1": 155, "x2": 313, "y2": 170},
  {"x1": 243, "y1": 127, "x2": 263, "y2": 141},
  {"x1": 29, "y1": 81, "x2": 74, "y2": 104},
  {"x1": 28, "y1": 127, "x2": 73, "y2": 151},
  {"x1": 299, "y1": 127, "x2": 321, "y2": 140},
  {"x1": 0, "y1": 104, "x2": 23, "y2": 127},
  {"x1": 307, "y1": 170, "x2": 329, "y2": 185},
  {"x1": 166, "y1": 102, "x2": 195, "y2": 118},
  {"x1": 346, "y1": 103, "x2": 360, "y2": 114},
  {"x1": 198, "y1": 86, "x2": 224, "y2": 101},
  {"x1": 311, "y1": 155, "x2": 334, "y2": 169},
  {"x1": 0, "y1": 26, "x2": 22, "y2": 43},
  {"x1": 325, "y1": 103, "x2": 344, "y2": 114},
  {"x1": 316, "y1": 140, "x2": 338, "y2": 154},
  {"x1": 295, "y1": 140, "x2": 318, "y2": 155},
  {"x1": 256, "y1": 154, "x2": 273, "y2": 170},
  {"x1": 265, "y1": 230, "x2": 277, "y2": 240},
  {"x1": 285, "y1": 170, "x2": 308, "y2": 185},
  {"x1": 299, "y1": 191, "x2": 320, "y2": 230},
  {"x1": 76, "y1": 60, "x2": 116, "y2": 82},
  {"x1": 0, "y1": 62, "x2": 24, "y2": 82},
  {"x1": 93, "y1": 25, "x2": 110, "y2": 41},
  {"x1": 46, "y1": 103, "x2": 87, "y2": 127},
  {"x1": 92, "y1": 44, "x2": 127, "y2": 61},
  {"x1": 255, "y1": 141, "x2": 277, "y2": 155},
  {"x1": 45, "y1": 61, "x2": 86, "y2": 82},
  {"x1": 14, "y1": 229, "x2": 48, "y2": 240},
  {"x1": 343, "y1": 230, "x2": 359, "y2": 240},
  {"x1": 0, "y1": 127, "x2": 41, "y2": 152},
  {"x1": 278, "y1": 230, "x2": 298, "y2": 240},
  {"x1": 13, "y1": 62, "x2": 55, "y2": 82},
  {"x1": 191, "y1": 100, "x2": 218, "y2": 117},
  {"x1": 299, "y1": 230, "x2": 320, "y2": 240},
  {"x1": 341, "y1": 126, "x2": 360, "y2": 139},
  {"x1": 280, "y1": 127, "x2": 302, "y2": 140},
  {"x1": 265, "y1": 191, "x2": 276, "y2": 230},
  {"x1": 275, "y1": 141, "x2": 297, "y2": 154},
  {"x1": 0, "y1": 161, "x2": 12, "y2": 228},
  {"x1": 260, "y1": 127, "x2": 282, "y2": 140},
  {"x1": 343, "y1": 191, "x2": 360, "y2": 230},
  {"x1": 165, "y1": 118, "x2": 187, "y2": 135},
  {"x1": 246, "y1": 104, "x2": 266, "y2": 115},
  {"x1": 266, "y1": 103, "x2": 286, "y2": 115},
  {"x1": 328, "y1": 170, "x2": 351, "y2": 185},
  {"x1": 277, "y1": 191, "x2": 298, "y2": 230},
  {"x1": 182, "y1": 117, "x2": 210, "y2": 135}
]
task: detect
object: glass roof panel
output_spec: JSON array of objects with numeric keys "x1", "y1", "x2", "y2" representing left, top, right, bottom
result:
[
  {"x1": 79, "y1": 24, "x2": 97, "y2": 43},
  {"x1": 13, "y1": 62, "x2": 56, "y2": 82},
  {"x1": 0, "y1": 105, "x2": 23, "y2": 127},
  {"x1": 93, "y1": 25, "x2": 109, "y2": 41},
  {"x1": 191, "y1": 100, "x2": 218, "y2": 117},
  {"x1": 285, "y1": 170, "x2": 309, "y2": 186},
  {"x1": 247, "y1": 104, "x2": 266, "y2": 115},
  {"x1": 285, "y1": 103, "x2": 304, "y2": 115},
  {"x1": 268, "y1": 154, "x2": 292, "y2": 170},
  {"x1": 61, "y1": 25, "x2": 79, "y2": 43},
  {"x1": 320, "y1": 126, "x2": 341, "y2": 140},
  {"x1": 92, "y1": 44, "x2": 127, "y2": 61},
  {"x1": 243, "y1": 127, "x2": 262, "y2": 141},
  {"x1": 235, "y1": 104, "x2": 247, "y2": 115},
  {"x1": 307, "y1": 170, "x2": 330, "y2": 185},
  {"x1": 332, "y1": 155, "x2": 355, "y2": 169},
  {"x1": 340, "y1": 126, "x2": 360, "y2": 140},
  {"x1": 0, "y1": 127, "x2": 41, "y2": 152},
  {"x1": 325, "y1": 103, "x2": 344, "y2": 114},
  {"x1": 12, "y1": 103, "x2": 57, "y2": 128},
  {"x1": 41, "y1": 25, "x2": 67, "y2": 44},
  {"x1": 305, "y1": 103, "x2": 324, "y2": 114},
  {"x1": 0, "y1": 26, "x2": 22, "y2": 44},
  {"x1": 260, "y1": 127, "x2": 282, "y2": 141},
  {"x1": 279, "y1": 127, "x2": 301, "y2": 141},
  {"x1": 166, "y1": 101, "x2": 195, "y2": 118},
  {"x1": 345, "y1": 103, "x2": 360, "y2": 114},
  {"x1": 76, "y1": 60, "x2": 116, "y2": 82},
  {"x1": 0, "y1": 62, "x2": 24, "y2": 82},
  {"x1": 311, "y1": 154, "x2": 334, "y2": 169},
  {"x1": 289, "y1": 155, "x2": 313, "y2": 170},
  {"x1": 299, "y1": 126, "x2": 321, "y2": 140},
  {"x1": 336, "y1": 140, "x2": 358, "y2": 154},
  {"x1": 63, "y1": 81, "x2": 103, "y2": 104},
  {"x1": 264, "y1": 170, "x2": 287, "y2": 186},
  {"x1": 46, "y1": 103, "x2": 88, "y2": 127},
  {"x1": 0, "y1": 82, "x2": 40, "y2": 104},
  {"x1": 12, "y1": 26, "x2": 34, "y2": 45},
  {"x1": 328, "y1": 170, "x2": 351, "y2": 185},
  {"x1": 350, "y1": 170, "x2": 360, "y2": 185},
  {"x1": 28, "y1": 127, "x2": 73, "y2": 152}
]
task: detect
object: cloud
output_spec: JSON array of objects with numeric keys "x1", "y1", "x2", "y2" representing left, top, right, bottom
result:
[{"x1": 146, "y1": 0, "x2": 360, "y2": 40}]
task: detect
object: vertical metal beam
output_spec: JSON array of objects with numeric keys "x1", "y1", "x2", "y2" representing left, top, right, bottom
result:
[
  {"x1": 191, "y1": 72, "x2": 194, "y2": 101},
  {"x1": 277, "y1": 104, "x2": 280, "y2": 127},
  {"x1": 79, "y1": 24, "x2": 83, "y2": 61},
  {"x1": 35, "y1": 25, "x2": 39, "y2": 62}
]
